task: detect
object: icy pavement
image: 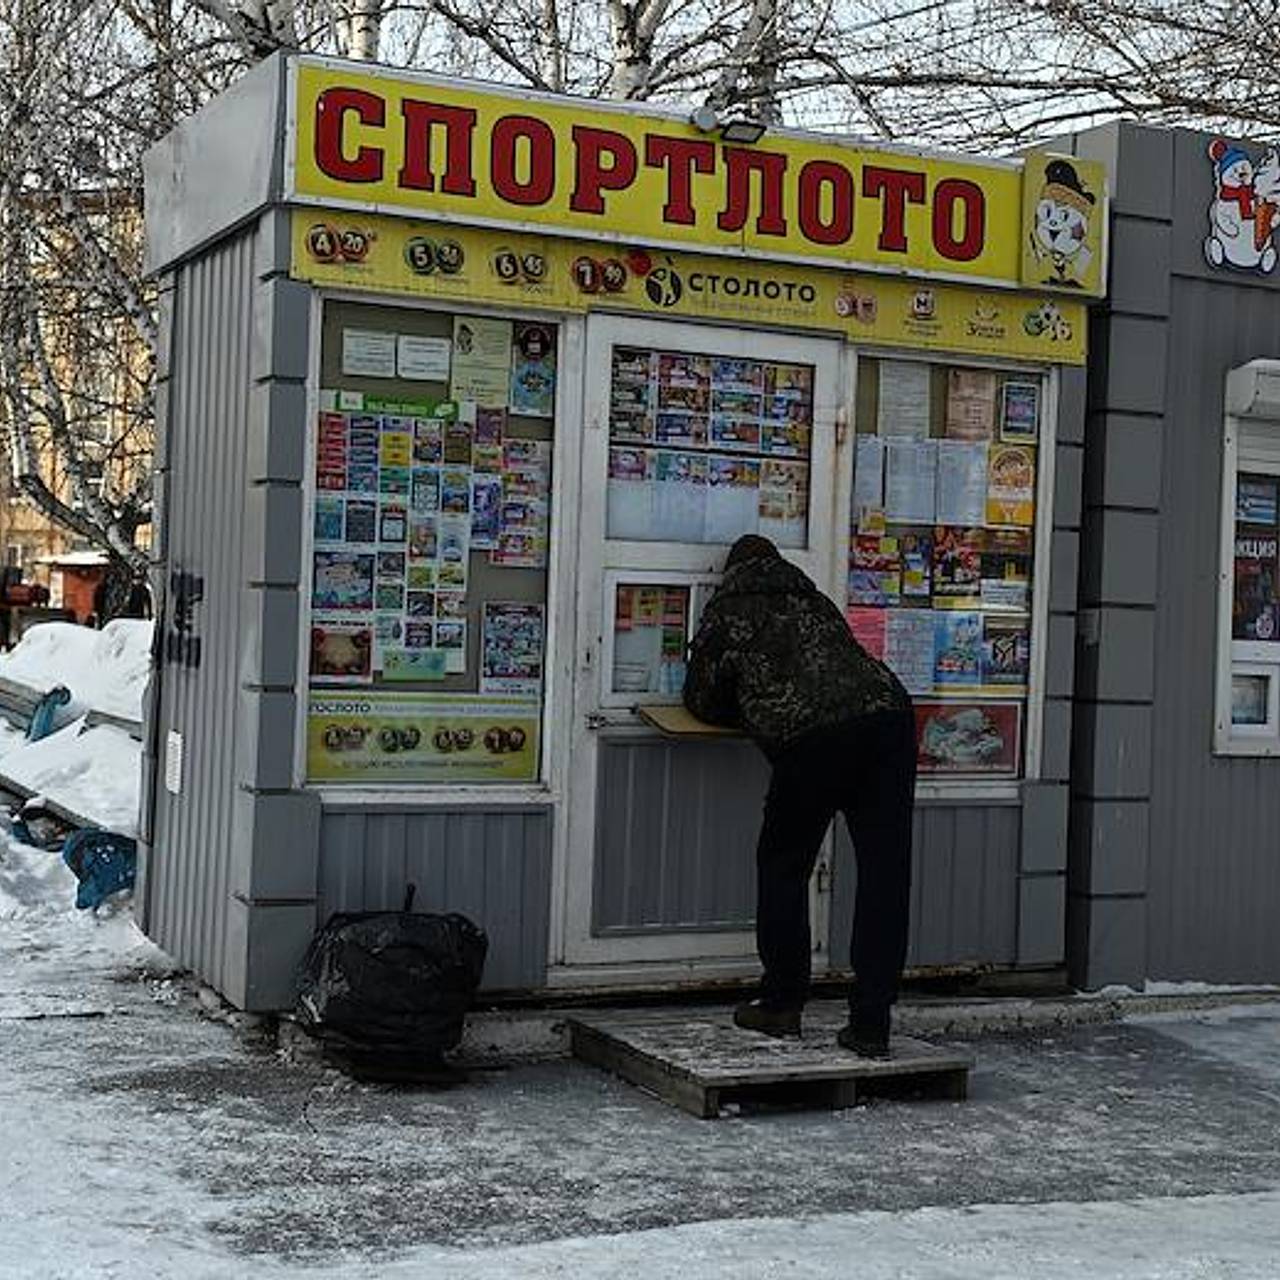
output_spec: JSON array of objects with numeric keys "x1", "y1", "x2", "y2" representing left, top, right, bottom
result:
[{"x1": 3, "y1": 839, "x2": 1280, "y2": 1277}]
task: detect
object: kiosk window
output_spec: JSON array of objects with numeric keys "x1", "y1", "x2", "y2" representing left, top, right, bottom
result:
[
  {"x1": 606, "y1": 346, "x2": 812, "y2": 547},
  {"x1": 850, "y1": 358, "x2": 1041, "y2": 780},
  {"x1": 1231, "y1": 474, "x2": 1280, "y2": 644},
  {"x1": 610, "y1": 584, "x2": 691, "y2": 698},
  {"x1": 306, "y1": 302, "x2": 556, "y2": 785}
]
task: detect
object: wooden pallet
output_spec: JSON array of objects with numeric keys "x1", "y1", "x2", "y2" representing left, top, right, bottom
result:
[{"x1": 568, "y1": 1009, "x2": 974, "y2": 1119}]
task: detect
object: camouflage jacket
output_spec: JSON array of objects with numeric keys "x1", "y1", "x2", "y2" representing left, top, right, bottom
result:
[{"x1": 683, "y1": 556, "x2": 909, "y2": 759}]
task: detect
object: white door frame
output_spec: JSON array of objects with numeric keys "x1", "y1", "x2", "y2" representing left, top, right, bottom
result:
[{"x1": 555, "y1": 314, "x2": 849, "y2": 974}]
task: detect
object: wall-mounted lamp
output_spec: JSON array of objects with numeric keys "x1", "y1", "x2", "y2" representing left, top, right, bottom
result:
[
  {"x1": 689, "y1": 104, "x2": 768, "y2": 145},
  {"x1": 718, "y1": 115, "x2": 767, "y2": 145}
]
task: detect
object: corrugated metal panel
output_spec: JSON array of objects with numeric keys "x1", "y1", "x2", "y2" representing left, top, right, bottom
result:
[
  {"x1": 316, "y1": 807, "x2": 553, "y2": 991},
  {"x1": 147, "y1": 230, "x2": 256, "y2": 986},
  {"x1": 593, "y1": 738, "x2": 766, "y2": 933},
  {"x1": 1148, "y1": 276, "x2": 1280, "y2": 981},
  {"x1": 595, "y1": 737, "x2": 1020, "y2": 966},
  {"x1": 831, "y1": 806, "x2": 1020, "y2": 970}
]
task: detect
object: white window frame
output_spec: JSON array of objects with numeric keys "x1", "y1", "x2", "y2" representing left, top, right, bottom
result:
[
  {"x1": 294, "y1": 289, "x2": 586, "y2": 806},
  {"x1": 598, "y1": 569, "x2": 720, "y2": 709},
  {"x1": 845, "y1": 348, "x2": 1058, "y2": 803},
  {"x1": 1214, "y1": 359, "x2": 1280, "y2": 756}
]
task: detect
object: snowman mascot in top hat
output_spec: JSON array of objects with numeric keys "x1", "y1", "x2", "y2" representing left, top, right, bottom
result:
[{"x1": 1205, "y1": 138, "x2": 1278, "y2": 274}]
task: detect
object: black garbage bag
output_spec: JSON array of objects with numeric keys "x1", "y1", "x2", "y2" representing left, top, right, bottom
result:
[{"x1": 296, "y1": 900, "x2": 487, "y2": 1082}]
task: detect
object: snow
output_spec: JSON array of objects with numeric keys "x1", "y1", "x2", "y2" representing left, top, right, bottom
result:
[
  {"x1": 0, "y1": 718, "x2": 142, "y2": 835},
  {"x1": 0, "y1": 618, "x2": 153, "y2": 722},
  {"x1": 0, "y1": 621, "x2": 150, "y2": 833},
  {"x1": 4, "y1": 820, "x2": 1280, "y2": 1278},
  {"x1": 1086, "y1": 979, "x2": 1280, "y2": 999},
  {"x1": 37, "y1": 549, "x2": 110, "y2": 567},
  {"x1": 1, "y1": 620, "x2": 1279, "y2": 1277},
  {"x1": 0, "y1": 829, "x2": 156, "y2": 967}
]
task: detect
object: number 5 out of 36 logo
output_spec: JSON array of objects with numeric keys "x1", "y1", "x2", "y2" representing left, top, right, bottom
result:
[
  {"x1": 404, "y1": 236, "x2": 465, "y2": 276},
  {"x1": 306, "y1": 223, "x2": 373, "y2": 264}
]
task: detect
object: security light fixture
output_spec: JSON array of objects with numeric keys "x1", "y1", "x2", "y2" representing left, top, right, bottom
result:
[
  {"x1": 718, "y1": 116, "x2": 767, "y2": 145},
  {"x1": 689, "y1": 103, "x2": 768, "y2": 145}
]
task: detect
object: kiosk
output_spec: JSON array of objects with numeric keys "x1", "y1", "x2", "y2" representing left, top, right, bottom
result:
[{"x1": 140, "y1": 54, "x2": 1103, "y2": 1009}]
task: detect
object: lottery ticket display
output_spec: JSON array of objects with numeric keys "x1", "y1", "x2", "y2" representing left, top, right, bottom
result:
[
  {"x1": 606, "y1": 347, "x2": 813, "y2": 548},
  {"x1": 849, "y1": 358, "x2": 1043, "y2": 778},
  {"x1": 308, "y1": 312, "x2": 556, "y2": 784}
]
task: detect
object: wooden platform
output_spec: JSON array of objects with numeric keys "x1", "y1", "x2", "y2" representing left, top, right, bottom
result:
[{"x1": 568, "y1": 1009, "x2": 974, "y2": 1119}]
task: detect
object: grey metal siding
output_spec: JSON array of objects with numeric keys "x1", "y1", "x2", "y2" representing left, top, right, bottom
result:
[
  {"x1": 316, "y1": 807, "x2": 554, "y2": 991},
  {"x1": 831, "y1": 806, "x2": 1021, "y2": 971},
  {"x1": 142, "y1": 54, "x2": 285, "y2": 274},
  {"x1": 1146, "y1": 276, "x2": 1280, "y2": 981},
  {"x1": 145, "y1": 228, "x2": 257, "y2": 989},
  {"x1": 597, "y1": 737, "x2": 1025, "y2": 968},
  {"x1": 593, "y1": 738, "x2": 766, "y2": 933}
]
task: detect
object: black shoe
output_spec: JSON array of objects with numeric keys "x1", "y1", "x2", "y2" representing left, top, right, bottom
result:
[
  {"x1": 733, "y1": 999, "x2": 801, "y2": 1038},
  {"x1": 837, "y1": 1022, "x2": 890, "y2": 1058}
]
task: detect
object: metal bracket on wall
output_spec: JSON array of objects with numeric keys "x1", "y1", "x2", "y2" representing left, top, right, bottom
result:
[{"x1": 165, "y1": 569, "x2": 204, "y2": 669}]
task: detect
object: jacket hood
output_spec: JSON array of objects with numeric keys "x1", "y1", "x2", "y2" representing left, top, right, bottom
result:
[{"x1": 716, "y1": 554, "x2": 816, "y2": 600}]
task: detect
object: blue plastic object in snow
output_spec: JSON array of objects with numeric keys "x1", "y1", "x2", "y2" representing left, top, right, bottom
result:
[
  {"x1": 27, "y1": 685, "x2": 71, "y2": 741},
  {"x1": 62, "y1": 829, "x2": 137, "y2": 910}
]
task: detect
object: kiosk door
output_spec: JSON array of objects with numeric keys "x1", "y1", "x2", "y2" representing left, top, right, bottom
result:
[{"x1": 558, "y1": 314, "x2": 847, "y2": 978}]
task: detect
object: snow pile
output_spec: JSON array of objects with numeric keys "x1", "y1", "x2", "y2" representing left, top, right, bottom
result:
[
  {"x1": 0, "y1": 719, "x2": 142, "y2": 836},
  {"x1": 0, "y1": 824, "x2": 79, "y2": 922},
  {"x1": 0, "y1": 621, "x2": 151, "y2": 833},
  {"x1": 0, "y1": 619, "x2": 153, "y2": 723},
  {"x1": 0, "y1": 828, "x2": 169, "y2": 1014}
]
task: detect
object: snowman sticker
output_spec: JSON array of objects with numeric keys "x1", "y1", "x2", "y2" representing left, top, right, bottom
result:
[{"x1": 1205, "y1": 138, "x2": 1279, "y2": 274}]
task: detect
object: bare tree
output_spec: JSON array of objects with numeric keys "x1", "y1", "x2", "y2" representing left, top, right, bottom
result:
[{"x1": 5, "y1": 0, "x2": 1280, "y2": 584}]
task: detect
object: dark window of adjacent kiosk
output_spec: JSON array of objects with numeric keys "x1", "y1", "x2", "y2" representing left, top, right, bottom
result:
[{"x1": 306, "y1": 301, "x2": 556, "y2": 785}]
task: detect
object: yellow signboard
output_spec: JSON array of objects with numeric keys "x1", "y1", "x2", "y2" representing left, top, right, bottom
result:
[
  {"x1": 1020, "y1": 152, "x2": 1108, "y2": 295},
  {"x1": 292, "y1": 213, "x2": 1087, "y2": 364},
  {"x1": 290, "y1": 59, "x2": 1095, "y2": 292},
  {"x1": 307, "y1": 691, "x2": 541, "y2": 783}
]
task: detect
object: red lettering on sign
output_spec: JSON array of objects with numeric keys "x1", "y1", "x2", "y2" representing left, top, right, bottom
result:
[
  {"x1": 491, "y1": 115, "x2": 556, "y2": 206},
  {"x1": 798, "y1": 160, "x2": 853, "y2": 245},
  {"x1": 398, "y1": 100, "x2": 477, "y2": 196},
  {"x1": 932, "y1": 178, "x2": 985, "y2": 260},
  {"x1": 644, "y1": 135, "x2": 715, "y2": 225},
  {"x1": 862, "y1": 166, "x2": 926, "y2": 253},
  {"x1": 314, "y1": 87, "x2": 385, "y2": 184},
  {"x1": 570, "y1": 127, "x2": 638, "y2": 214},
  {"x1": 717, "y1": 148, "x2": 788, "y2": 236}
]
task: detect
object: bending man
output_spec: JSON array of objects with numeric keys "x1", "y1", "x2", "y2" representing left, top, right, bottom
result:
[{"x1": 683, "y1": 534, "x2": 916, "y2": 1057}]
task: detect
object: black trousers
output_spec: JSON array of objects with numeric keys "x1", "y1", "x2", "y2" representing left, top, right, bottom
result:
[{"x1": 755, "y1": 708, "x2": 917, "y2": 1028}]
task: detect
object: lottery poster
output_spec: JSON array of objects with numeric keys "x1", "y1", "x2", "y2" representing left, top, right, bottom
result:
[
  {"x1": 307, "y1": 692, "x2": 541, "y2": 783},
  {"x1": 494, "y1": 438, "x2": 552, "y2": 568},
  {"x1": 313, "y1": 550, "x2": 375, "y2": 611},
  {"x1": 510, "y1": 323, "x2": 557, "y2": 417},
  {"x1": 481, "y1": 602, "x2": 546, "y2": 695},
  {"x1": 309, "y1": 358, "x2": 554, "y2": 776},
  {"x1": 310, "y1": 617, "x2": 374, "y2": 684},
  {"x1": 450, "y1": 316, "x2": 513, "y2": 408}
]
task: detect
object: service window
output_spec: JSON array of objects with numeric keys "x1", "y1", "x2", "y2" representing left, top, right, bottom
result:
[
  {"x1": 305, "y1": 301, "x2": 557, "y2": 784},
  {"x1": 849, "y1": 357, "x2": 1046, "y2": 780}
]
